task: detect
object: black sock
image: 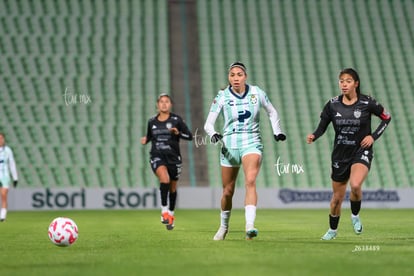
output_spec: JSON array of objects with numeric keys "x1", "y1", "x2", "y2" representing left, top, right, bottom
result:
[
  {"x1": 169, "y1": 191, "x2": 177, "y2": 212},
  {"x1": 159, "y1": 183, "x2": 170, "y2": 207},
  {"x1": 329, "y1": 214, "x2": 340, "y2": 230},
  {"x1": 350, "y1": 200, "x2": 361, "y2": 216}
]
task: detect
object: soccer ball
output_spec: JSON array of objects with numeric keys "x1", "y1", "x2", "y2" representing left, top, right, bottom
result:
[{"x1": 48, "y1": 217, "x2": 79, "y2": 247}]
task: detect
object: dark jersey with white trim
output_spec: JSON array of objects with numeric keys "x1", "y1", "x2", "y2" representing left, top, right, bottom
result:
[
  {"x1": 312, "y1": 94, "x2": 391, "y2": 161},
  {"x1": 144, "y1": 113, "x2": 192, "y2": 159}
]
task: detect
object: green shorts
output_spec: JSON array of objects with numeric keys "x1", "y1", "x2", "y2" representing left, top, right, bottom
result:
[
  {"x1": 220, "y1": 143, "x2": 263, "y2": 167},
  {"x1": 0, "y1": 177, "x2": 11, "y2": 188}
]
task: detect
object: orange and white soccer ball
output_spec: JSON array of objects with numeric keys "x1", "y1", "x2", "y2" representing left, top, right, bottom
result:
[{"x1": 48, "y1": 217, "x2": 78, "y2": 247}]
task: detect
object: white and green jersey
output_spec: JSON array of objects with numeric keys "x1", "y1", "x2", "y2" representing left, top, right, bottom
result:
[
  {"x1": 0, "y1": 146, "x2": 18, "y2": 183},
  {"x1": 204, "y1": 85, "x2": 283, "y2": 149}
]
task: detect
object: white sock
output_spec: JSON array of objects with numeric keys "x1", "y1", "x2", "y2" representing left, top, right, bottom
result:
[
  {"x1": 161, "y1": 206, "x2": 168, "y2": 214},
  {"x1": 245, "y1": 205, "x2": 256, "y2": 229},
  {"x1": 0, "y1": 208, "x2": 7, "y2": 220},
  {"x1": 351, "y1": 214, "x2": 359, "y2": 219},
  {"x1": 169, "y1": 210, "x2": 174, "y2": 216},
  {"x1": 220, "y1": 210, "x2": 231, "y2": 229}
]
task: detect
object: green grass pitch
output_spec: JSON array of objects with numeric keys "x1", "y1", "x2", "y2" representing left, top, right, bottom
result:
[{"x1": 1, "y1": 209, "x2": 413, "y2": 276}]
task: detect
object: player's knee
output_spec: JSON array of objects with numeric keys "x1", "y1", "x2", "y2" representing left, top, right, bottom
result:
[
  {"x1": 331, "y1": 193, "x2": 344, "y2": 207},
  {"x1": 222, "y1": 187, "x2": 235, "y2": 198},
  {"x1": 244, "y1": 180, "x2": 256, "y2": 190},
  {"x1": 330, "y1": 199, "x2": 342, "y2": 210},
  {"x1": 244, "y1": 173, "x2": 258, "y2": 186},
  {"x1": 158, "y1": 176, "x2": 170, "y2": 183},
  {"x1": 349, "y1": 182, "x2": 362, "y2": 192}
]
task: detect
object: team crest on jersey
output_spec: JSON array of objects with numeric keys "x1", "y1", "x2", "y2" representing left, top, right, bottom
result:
[
  {"x1": 250, "y1": 94, "x2": 258, "y2": 104},
  {"x1": 166, "y1": 122, "x2": 172, "y2": 129},
  {"x1": 353, "y1": 109, "x2": 361, "y2": 118}
]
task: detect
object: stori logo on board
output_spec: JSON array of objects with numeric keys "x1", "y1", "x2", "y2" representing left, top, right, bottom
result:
[{"x1": 31, "y1": 188, "x2": 158, "y2": 209}]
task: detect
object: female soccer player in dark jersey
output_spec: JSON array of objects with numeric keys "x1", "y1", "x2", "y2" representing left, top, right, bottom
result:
[
  {"x1": 306, "y1": 68, "x2": 391, "y2": 240},
  {"x1": 141, "y1": 94, "x2": 192, "y2": 230}
]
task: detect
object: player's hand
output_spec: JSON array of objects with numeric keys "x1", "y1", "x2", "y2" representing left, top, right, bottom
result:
[
  {"x1": 361, "y1": 135, "x2": 374, "y2": 148},
  {"x1": 306, "y1": 134, "x2": 315, "y2": 144},
  {"x1": 13, "y1": 180, "x2": 18, "y2": 188},
  {"x1": 140, "y1": 136, "x2": 147, "y2": 145},
  {"x1": 169, "y1": 127, "x2": 180, "y2": 135},
  {"x1": 211, "y1": 133, "x2": 223, "y2": 144},
  {"x1": 274, "y1": 134, "x2": 286, "y2": 142}
]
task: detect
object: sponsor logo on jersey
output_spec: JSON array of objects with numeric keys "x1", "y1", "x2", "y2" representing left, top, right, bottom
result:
[
  {"x1": 228, "y1": 99, "x2": 249, "y2": 106},
  {"x1": 335, "y1": 112, "x2": 342, "y2": 117},
  {"x1": 336, "y1": 119, "x2": 361, "y2": 126},
  {"x1": 152, "y1": 125, "x2": 157, "y2": 129},
  {"x1": 354, "y1": 109, "x2": 361, "y2": 118},
  {"x1": 237, "y1": 110, "x2": 252, "y2": 122},
  {"x1": 330, "y1": 96, "x2": 339, "y2": 103}
]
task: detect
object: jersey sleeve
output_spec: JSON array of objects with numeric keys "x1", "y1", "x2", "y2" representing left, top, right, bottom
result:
[
  {"x1": 312, "y1": 101, "x2": 332, "y2": 141},
  {"x1": 8, "y1": 148, "x2": 18, "y2": 181},
  {"x1": 204, "y1": 91, "x2": 225, "y2": 137},
  {"x1": 369, "y1": 97, "x2": 391, "y2": 140},
  {"x1": 259, "y1": 89, "x2": 284, "y2": 135},
  {"x1": 144, "y1": 119, "x2": 153, "y2": 144},
  {"x1": 177, "y1": 117, "x2": 193, "y2": 141}
]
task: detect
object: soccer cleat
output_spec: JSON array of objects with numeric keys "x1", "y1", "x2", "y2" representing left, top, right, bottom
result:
[
  {"x1": 321, "y1": 229, "x2": 337, "y2": 240},
  {"x1": 352, "y1": 216, "x2": 363, "y2": 235},
  {"x1": 166, "y1": 214, "x2": 175, "y2": 230},
  {"x1": 245, "y1": 227, "x2": 258, "y2": 240},
  {"x1": 213, "y1": 227, "x2": 228, "y2": 240},
  {"x1": 161, "y1": 212, "x2": 169, "y2": 225}
]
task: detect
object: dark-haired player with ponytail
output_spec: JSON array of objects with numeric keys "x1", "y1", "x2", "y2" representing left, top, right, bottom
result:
[
  {"x1": 141, "y1": 94, "x2": 192, "y2": 230},
  {"x1": 205, "y1": 61, "x2": 286, "y2": 240},
  {"x1": 307, "y1": 68, "x2": 391, "y2": 240}
]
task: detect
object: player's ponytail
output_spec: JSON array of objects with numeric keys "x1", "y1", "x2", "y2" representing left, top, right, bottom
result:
[{"x1": 339, "y1": 68, "x2": 361, "y2": 95}]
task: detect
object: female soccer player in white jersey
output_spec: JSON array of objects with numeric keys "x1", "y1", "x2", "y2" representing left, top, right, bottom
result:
[
  {"x1": 0, "y1": 132, "x2": 18, "y2": 221},
  {"x1": 204, "y1": 62, "x2": 286, "y2": 240},
  {"x1": 307, "y1": 68, "x2": 391, "y2": 240}
]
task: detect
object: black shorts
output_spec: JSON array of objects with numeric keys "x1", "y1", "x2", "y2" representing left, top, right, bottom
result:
[
  {"x1": 150, "y1": 153, "x2": 182, "y2": 181},
  {"x1": 331, "y1": 148, "x2": 373, "y2": 182}
]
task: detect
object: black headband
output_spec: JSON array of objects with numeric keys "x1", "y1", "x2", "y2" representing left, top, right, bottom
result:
[{"x1": 228, "y1": 61, "x2": 247, "y2": 73}]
